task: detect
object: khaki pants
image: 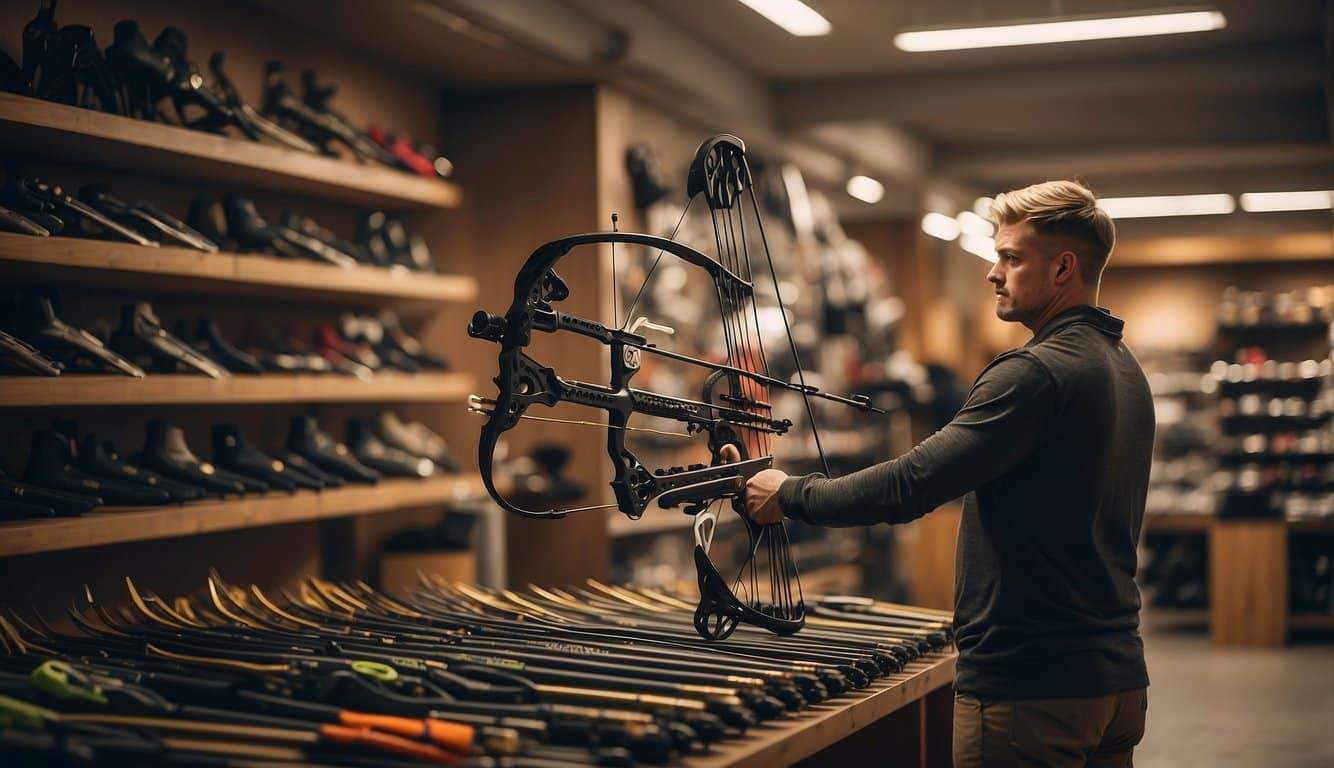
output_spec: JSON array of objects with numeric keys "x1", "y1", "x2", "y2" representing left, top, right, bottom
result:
[{"x1": 953, "y1": 689, "x2": 1147, "y2": 767}]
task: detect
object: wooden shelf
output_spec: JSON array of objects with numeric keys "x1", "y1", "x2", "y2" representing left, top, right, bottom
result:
[
  {"x1": 1288, "y1": 517, "x2": 1334, "y2": 533},
  {"x1": 1217, "y1": 321, "x2": 1330, "y2": 338},
  {"x1": 1143, "y1": 512, "x2": 1212, "y2": 533},
  {"x1": 0, "y1": 93, "x2": 460, "y2": 210},
  {"x1": 607, "y1": 507, "x2": 741, "y2": 539},
  {"x1": 0, "y1": 371, "x2": 473, "y2": 407},
  {"x1": 1145, "y1": 514, "x2": 1334, "y2": 535},
  {"x1": 683, "y1": 653, "x2": 956, "y2": 768},
  {"x1": 1288, "y1": 613, "x2": 1334, "y2": 631},
  {"x1": 801, "y1": 563, "x2": 864, "y2": 596},
  {"x1": 0, "y1": 475, "x2": 484, "y2": 558},
  {"x1": 0, "y1": 233, "x2": 477, "y2": 306}
]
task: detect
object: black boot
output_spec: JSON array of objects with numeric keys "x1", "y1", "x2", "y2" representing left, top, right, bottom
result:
[
  {"x1": 23, "y1": 429, "x2": 171, "y2": 505},
  {"x1": 286, "y1": 415, "x2": 378, "y2": 484}
]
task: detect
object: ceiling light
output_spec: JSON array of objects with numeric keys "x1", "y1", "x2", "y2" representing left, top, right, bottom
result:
[
  {"x1": 736, "y1": 0, "x2": 831, "y2": 36},
  {"x1": 894, "y1": 9, "x2": 1225, "y2": 52},
  {"x1": 846, "y1": 175, "x2": 884, "y2": 204},
  {"x1": 921, "y1": 212, "x2": 960, "y2": 241},
  {"x1": 1239, "y1": 190, "x2": 1333, "y2": 213},
  {"x1": 1098, "y1": 193, "x2": 1235, "y2": 219},
  {"x1": 973, "y1": 196, "x2": 994, "y2": 218},
  {"x1": 961, "y1": 234, "x2": 998, "y2": 263},
  {"x1": 957, "y1": 210, "x2": 995, "y2": 238}
]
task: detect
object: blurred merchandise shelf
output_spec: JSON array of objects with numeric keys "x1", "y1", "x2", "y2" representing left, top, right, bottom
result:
[
  {"x1": 0, "y1": 93, "x2": 460, "y2": 210},
  {"x1": 0, "y1": 372, "x2": 473, "y2": 407},
  {"x1": 0, "y1": 475, "x2": 485, "y2": 557},
  {"x1": 0, "y1": 233, "x2": 477, "y2": 306}
]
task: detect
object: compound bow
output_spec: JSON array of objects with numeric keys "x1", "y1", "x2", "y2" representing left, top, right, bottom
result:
[{"x1": 468, "y1": 135, "x2": 882, "y2": 640}]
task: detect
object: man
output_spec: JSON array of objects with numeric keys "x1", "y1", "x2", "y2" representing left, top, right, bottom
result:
[{"x1": 731, "y1": 180, "x2": 1152, "y2": 767}]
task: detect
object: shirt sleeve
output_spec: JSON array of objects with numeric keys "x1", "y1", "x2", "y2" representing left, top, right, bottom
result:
[{"x1": 777, "y1": 352, "x2": 1055, "y2": 527}]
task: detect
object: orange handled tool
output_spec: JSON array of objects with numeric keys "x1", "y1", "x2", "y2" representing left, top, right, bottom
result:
[
  {"x1": 320, "y1": 724, "x2": 462, "y2": 765},
  {"x1": 338, "y1": 711, "x2": 474, "y2": 754}
]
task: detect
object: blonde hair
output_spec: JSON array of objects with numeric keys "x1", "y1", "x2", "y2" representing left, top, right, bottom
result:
[{"x1": 990, "y1": 180, "x2": 1115, "y2": 282}]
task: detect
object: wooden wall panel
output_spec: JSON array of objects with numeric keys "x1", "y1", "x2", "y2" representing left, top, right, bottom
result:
[
  {"x1": 1101, "y1": 261, "x2": 1334, "y2": 352},
  {"x1": 843, "y1": 219, "x2": 926, "y2": 360},
  {"x1": 430, "y1": 87, "x2": 610, "y2": 587}
]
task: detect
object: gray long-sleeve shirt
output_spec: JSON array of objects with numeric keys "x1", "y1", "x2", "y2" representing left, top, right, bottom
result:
[{"x1": 779, "y1": 305, "x2": 1153, "y2": 699}]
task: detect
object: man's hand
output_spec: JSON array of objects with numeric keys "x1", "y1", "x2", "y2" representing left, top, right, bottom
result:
[{"x1": 717, "y1": 444, "x2": 789, "y2": 525}]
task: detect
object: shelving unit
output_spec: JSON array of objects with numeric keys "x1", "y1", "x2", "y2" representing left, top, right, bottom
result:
[
  {"x1": 1145, "y1": 515, "x2": 1334, "y2": 645},
  {"x1": 0, "y1": 371, "x2": 473, "y2": 407},
  {"x1": 0, "y1": 93, "x2": 461, "y2": 210},
  {"x1": 0, "y1": 475, "x2": 485, "y2": 558},
  {"x1": 0, "y1": 44, "x2": 480, "y2": 596},
  {"x1": 0, "y1": 233, "x2": 477, "y2": 306}
]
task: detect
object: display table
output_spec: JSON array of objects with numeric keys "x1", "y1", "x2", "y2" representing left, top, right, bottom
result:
[{"x1": 686, "y1": 652, "x2": 957, "y2": 768}]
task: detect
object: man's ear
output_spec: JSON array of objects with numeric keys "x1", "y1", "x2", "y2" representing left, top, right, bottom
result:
[{"x1": 1053, "y1": 250, "x2": 1079, "y2": 285}]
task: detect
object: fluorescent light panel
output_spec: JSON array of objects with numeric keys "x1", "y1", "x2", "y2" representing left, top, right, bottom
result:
[
  {"x1": 961, "y1": 234, "x2": 998, "y2": 263},
  {"x1": 1098, "y1": 193, "x2": 1235, "y2": 219},
  {"x1": 956, "y1": 210, "x2": 994, "y2": 238},
  {"x1": 921, "y1": 212, "x2": 960, "y2": 241},
  {"x1": 846, "y1": 175, "x2": 884, "y2": 204},
  {"x1": 894, "y1": 9, "x2": 1225, "y2": 52},
  {"x1": 1239, "y1": 190, "x2": 1333, "y2": 213},
  {"x1": 736, "y1": 0, "x2": 831, "y2": 37}
]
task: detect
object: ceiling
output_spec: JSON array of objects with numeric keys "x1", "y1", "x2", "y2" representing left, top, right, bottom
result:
[
  {"x1": 266, "y1": 0, "x2": 1334, "y2": 230},
  {"x1": 643, "y1": 0, "x2": 1332, "y2": 219},
  {"x1": 645, "y1": 0, "x2": 1322, "y2": 79}
]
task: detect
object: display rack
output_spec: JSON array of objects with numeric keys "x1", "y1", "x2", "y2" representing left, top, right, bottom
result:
[
  {"x1": 0, "y1": 233, "x2": 477, "y2": 306},
  {"x1": 0, "y1": 93, "x2": 461, "y2": 210},
  {"x1": 1, "y1": 74, "x2": 476, "y2": 583},
  {"x1": 0, "y1": 476, "x2": 485, "y2": 558},
  {"x1": 685, "y1": 653, "x2": 956, "y2": 768}
]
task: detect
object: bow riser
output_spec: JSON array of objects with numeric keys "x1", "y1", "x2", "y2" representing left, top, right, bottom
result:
[{"x1": 470, "y1": 231, "x2": 785, "y2": 521}]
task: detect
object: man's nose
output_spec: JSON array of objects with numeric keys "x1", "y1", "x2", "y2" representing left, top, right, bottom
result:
[{"x1": 986, "y1": 263, "x2": 1003, "y2": 285}]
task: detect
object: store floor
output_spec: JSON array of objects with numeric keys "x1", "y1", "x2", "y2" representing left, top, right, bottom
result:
[{"x1": 1137, "y1": 611, "x2": 1334, "y2": 768}]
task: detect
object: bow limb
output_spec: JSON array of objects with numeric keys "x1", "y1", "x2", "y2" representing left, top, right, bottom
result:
[{"x1": 510, "y1": 233, "x2": 752, "y2": 317}]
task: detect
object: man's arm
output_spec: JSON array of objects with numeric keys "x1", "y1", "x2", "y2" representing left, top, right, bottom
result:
[{"x1": 777, "y1": 352, "x2": 1055, "y2": 527}]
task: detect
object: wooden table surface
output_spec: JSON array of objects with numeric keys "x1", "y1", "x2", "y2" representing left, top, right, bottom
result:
[{"x1": 683, "y1": 652, "x2": 957, "y2": 768}]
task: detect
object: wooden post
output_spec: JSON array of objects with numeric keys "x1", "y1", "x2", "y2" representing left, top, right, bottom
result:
[
  {"x1": 898, "y1": 504, "x2": 962, "y2": 610},
  {"x1": 1209, "y1": 519, "x2": 1288, "y2": 646}
]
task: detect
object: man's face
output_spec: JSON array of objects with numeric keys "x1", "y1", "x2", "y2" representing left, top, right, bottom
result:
[{"x1": 987, "y1": 221, "x2": 1061, "y2": 324}]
